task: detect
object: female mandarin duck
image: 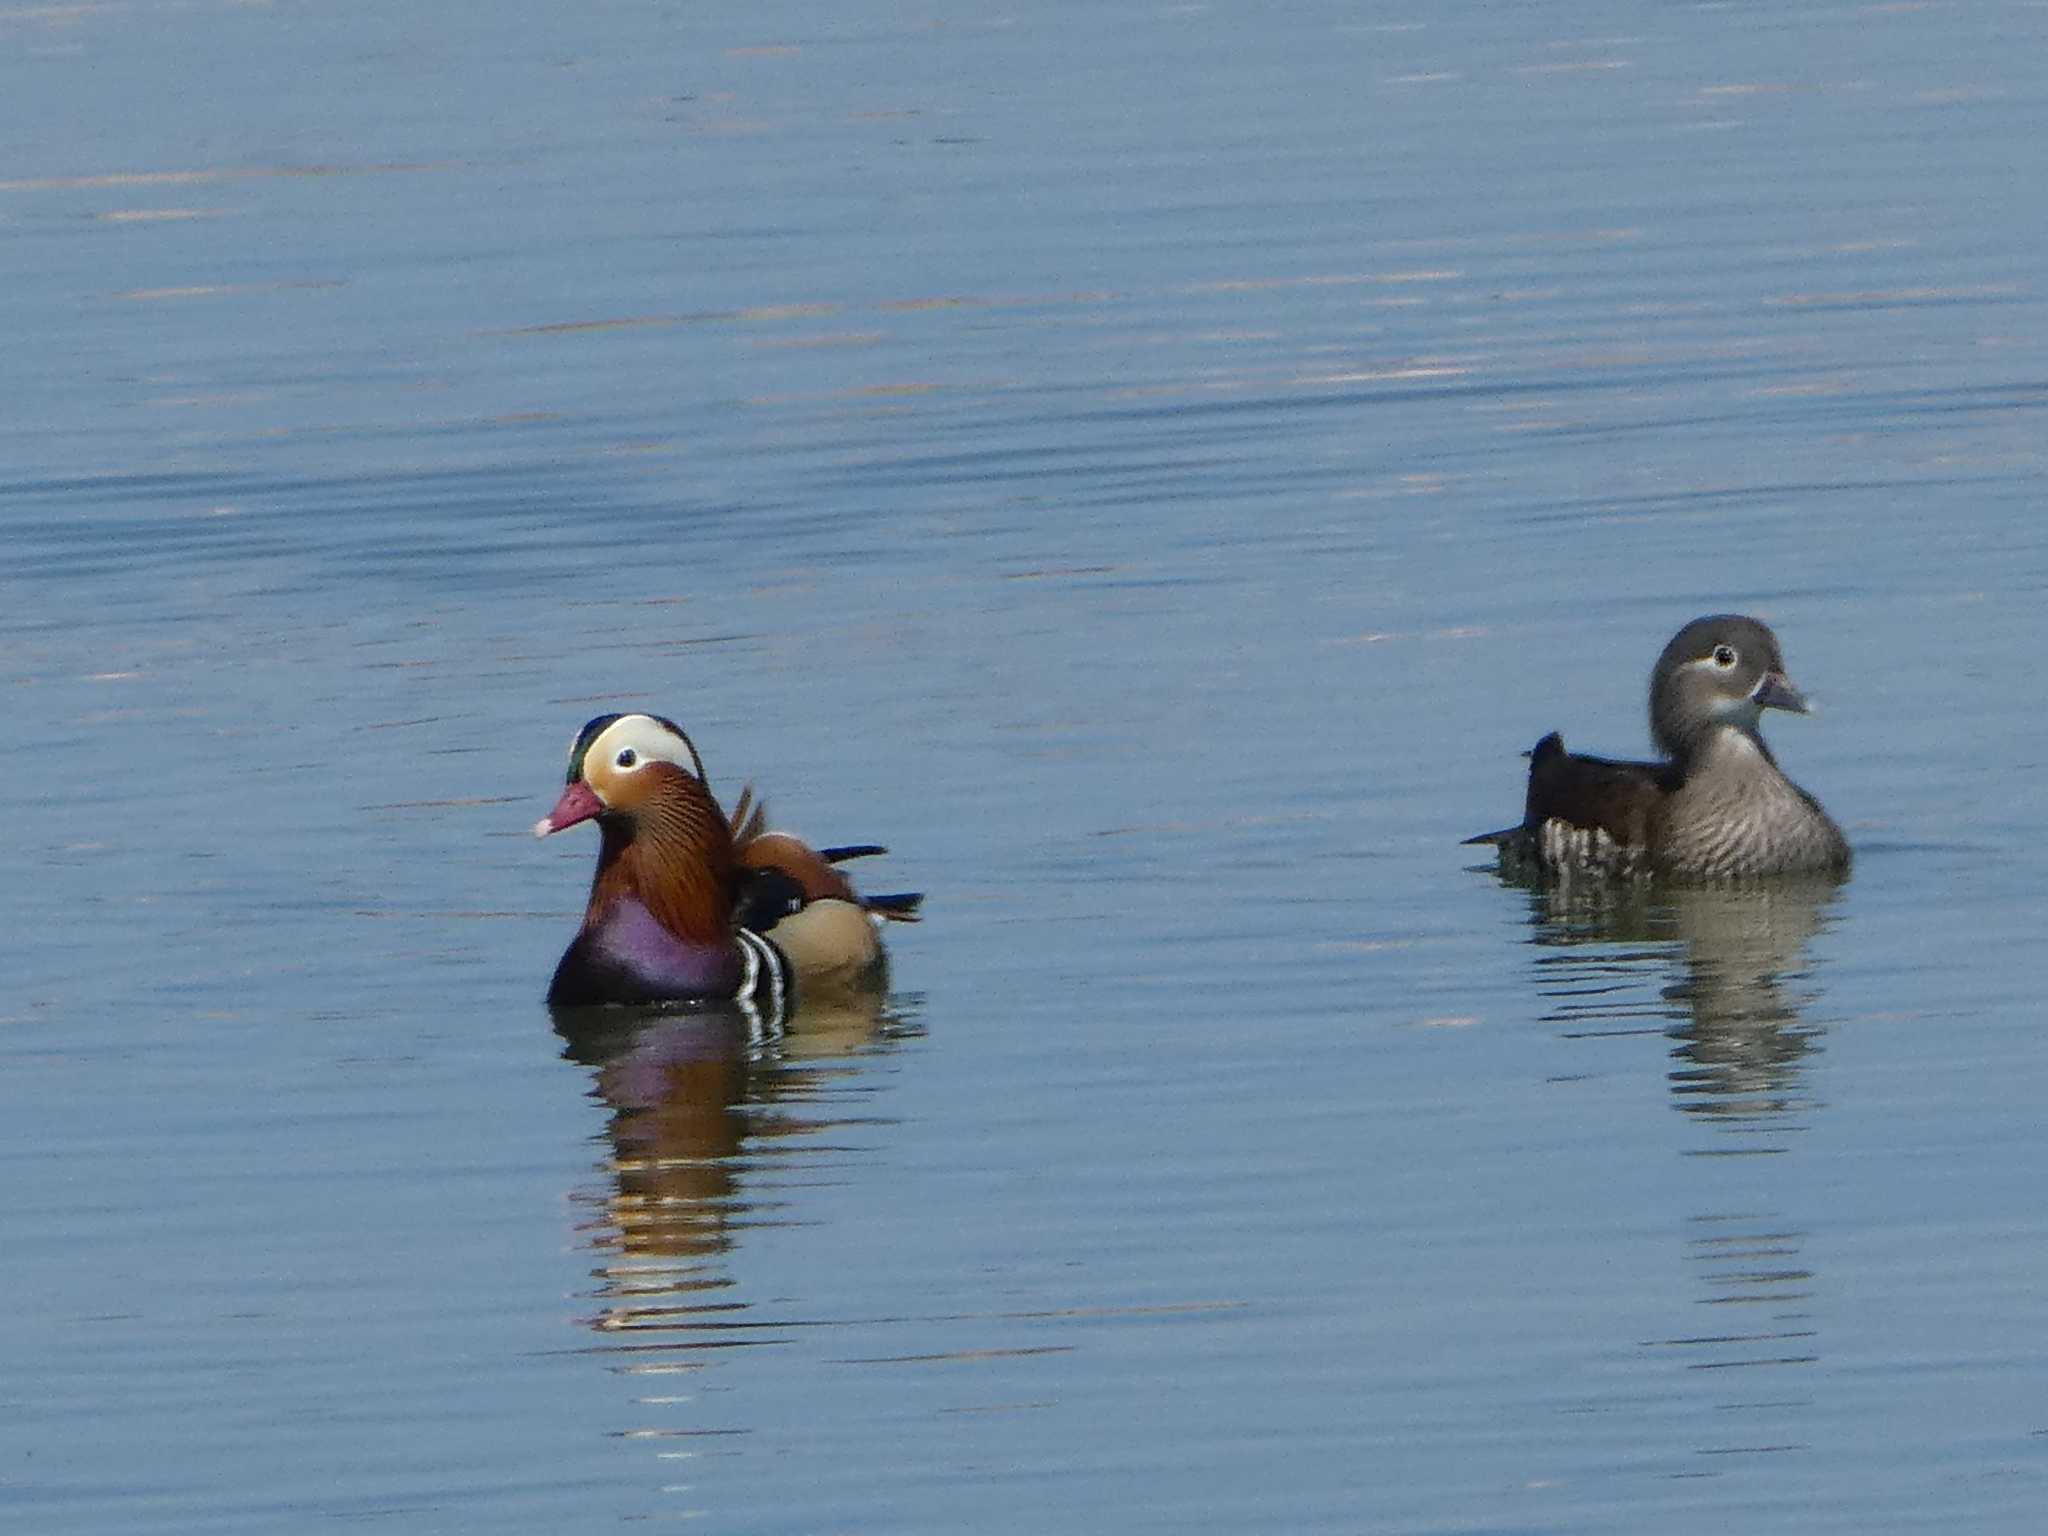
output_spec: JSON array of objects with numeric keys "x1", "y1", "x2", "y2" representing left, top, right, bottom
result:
[
  {"x1": 535, "y1": 712, "x2": 921, "y2": 1009},
  {"x1": 1467, "y1": 615, "x2": 1851, "y2": 879}
]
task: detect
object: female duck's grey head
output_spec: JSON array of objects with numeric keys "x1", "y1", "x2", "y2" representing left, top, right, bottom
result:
[{"x1": 1649, "y1": 614, "x2": 1812, "y2": 760}]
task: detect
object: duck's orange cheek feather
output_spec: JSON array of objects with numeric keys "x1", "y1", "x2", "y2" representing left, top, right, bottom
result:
[{"x1": 534, "y1": 780, "x2": 605, "y2": 838}]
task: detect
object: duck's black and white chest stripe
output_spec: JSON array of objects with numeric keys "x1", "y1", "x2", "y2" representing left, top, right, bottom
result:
[{"x1": 734, "y1": 926, "x2": 794, "y2": 1021}]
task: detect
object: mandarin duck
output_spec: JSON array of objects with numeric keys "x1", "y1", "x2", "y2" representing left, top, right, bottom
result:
[
  {"x1": 1466, "y1": 615, "x2": 1851, "y2": 879},
  {"x1": 536, "y1": 712, "x2": 920, "y2": 1010}
]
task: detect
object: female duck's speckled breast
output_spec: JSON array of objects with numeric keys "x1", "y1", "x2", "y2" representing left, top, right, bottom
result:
[{"x1": 1652, "y1": 734, "x2": 1850, "y2": 879}]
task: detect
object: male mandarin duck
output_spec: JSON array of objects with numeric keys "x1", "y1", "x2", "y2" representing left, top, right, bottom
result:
[
  {"x1": 535, "y1": 712, "x2": 921, "y2": 1010},
  {"x1": 1466, "y1": 615, "x2": 1851, "y2": 880}
]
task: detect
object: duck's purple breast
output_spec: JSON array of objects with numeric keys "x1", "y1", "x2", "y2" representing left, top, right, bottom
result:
[{"x1": 587, "y1": 898, "x2": 744, "y2": 999}]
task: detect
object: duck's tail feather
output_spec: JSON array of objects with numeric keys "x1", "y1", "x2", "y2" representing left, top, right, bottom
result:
[
  {"x1": 1462, "y1": 827, "x2": 1520, "y2": 847},
  {"x1": 863, "y1": 891, "x2": 924, "y2": 923},
  {"x1": 728, "y1": 782, "x2": 915, "y2": 918},
  {"x1": 820, "y1": 843, "x2": 889, "y2": 863}
]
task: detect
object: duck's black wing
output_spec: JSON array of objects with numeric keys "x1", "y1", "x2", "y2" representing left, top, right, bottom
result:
[{"x1": 1465, "y1": 732, "x2": 1679, "y2": 857}]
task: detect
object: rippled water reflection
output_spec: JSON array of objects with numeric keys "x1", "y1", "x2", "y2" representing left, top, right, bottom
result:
[
  {"x1": 1496, "y1": 875, "x2": 1840, "y2": 1460},
  {"x1": 1518, "y1": 878, "x2": 1840, "y2": 1124},
  {"x1": 564, "y1": 1000, "x2": 910, "y2": 1314}
]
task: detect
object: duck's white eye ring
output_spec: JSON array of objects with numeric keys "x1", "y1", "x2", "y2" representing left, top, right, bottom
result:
[
  {"x1": 615, "y1": 747, "x2": 638, "y2": 769},
  {"x1": 1711, "y1": 644, "x2": 1738, "y2": 669}
]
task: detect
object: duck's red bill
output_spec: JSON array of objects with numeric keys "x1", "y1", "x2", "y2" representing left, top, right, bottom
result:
[{"x1": 534, "y1": 780, "x2": 604, "y2": 837}]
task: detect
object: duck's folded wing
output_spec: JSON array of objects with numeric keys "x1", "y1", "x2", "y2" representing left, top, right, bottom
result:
[
  {"x1": 1522, "y1": 735, "x2": 1674, "y2": 848},
  {"x1": 1465, "y1": 732, "x2": 1675, "y2": 849},
  {"x1": 729, "y1": 798, "x2": 924, "y2": 928}
]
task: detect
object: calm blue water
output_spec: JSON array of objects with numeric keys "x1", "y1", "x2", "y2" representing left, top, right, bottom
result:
[{"x1": 5, "y1": 1, "x2": 2048, "y2": 1530}]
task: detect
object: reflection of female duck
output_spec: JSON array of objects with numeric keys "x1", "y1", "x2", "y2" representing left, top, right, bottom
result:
[
  {"x1": 1522, "y1": 877, "x2": 1842, "y2": 1120},
  {"x1": 1511, "y1": 878, "x2": 1837, "y2": 1413},
  {"x1": 535, "y1": 713, "x2": 921, "y2": 1012},
  {"x1": 1660, "y1": 881, "x2": 1840, "y2": 1117},
  {"x1": 1469, "y1": 616, "x2": 1851, "y2": 879}
]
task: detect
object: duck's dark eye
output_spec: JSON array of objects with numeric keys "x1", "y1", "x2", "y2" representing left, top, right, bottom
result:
[
  {"x1": 1711, "y1": 644, "x2": 1737, "y2": 669},
  {"x1": 615, "y1": 748, "x2": 638, "y2": 769}
]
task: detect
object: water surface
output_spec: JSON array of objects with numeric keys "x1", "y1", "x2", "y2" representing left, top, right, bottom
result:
[{"x1": 5, "y1": 1, "x2": 2048, "y2": 1530}]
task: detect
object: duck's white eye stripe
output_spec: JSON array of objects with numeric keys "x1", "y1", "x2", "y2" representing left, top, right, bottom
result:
[{"x1": 584, "y1": 713, "x2": 705, "y2": 780}]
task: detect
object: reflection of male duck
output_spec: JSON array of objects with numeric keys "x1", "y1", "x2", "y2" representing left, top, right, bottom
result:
[
  {"x1": 556, "y1": 992, "x2": 896, "y2": 1289},
  {"x1": 1518, "y1": 877, "x2": 1842, "y2": 1121},
  {"x1": 558, "y1": 1008, "x2": 759, "y2": 1272}
]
